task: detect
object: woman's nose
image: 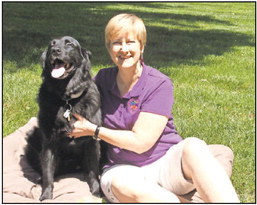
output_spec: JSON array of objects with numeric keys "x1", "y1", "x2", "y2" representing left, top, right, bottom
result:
[{"x1": 120, "y1": 42, "x2": 129, "y2": 52}]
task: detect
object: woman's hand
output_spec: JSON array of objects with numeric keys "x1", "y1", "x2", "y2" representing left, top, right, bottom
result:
[{"x1": 69, "y1": 114, "x2": 96, "y2": 138}]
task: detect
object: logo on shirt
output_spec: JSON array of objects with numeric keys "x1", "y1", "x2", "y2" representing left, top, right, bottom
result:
[{"x1": 128, "y1": 98, "x2": 140, "y2": 113}]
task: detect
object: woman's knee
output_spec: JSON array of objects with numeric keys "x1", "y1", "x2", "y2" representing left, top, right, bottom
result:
[
  {"x1": 111, "y1": 174, "x2": 131, "y2": 193},
  {"x1": 182, "y1": 137, "x2": 208, "y2": 158},
  {"x1": 111, "y1": 173, "x2": 145, "y2": 202},
  {"x1": 181, "y1": 137, "x2": 210, "y2": 178}
]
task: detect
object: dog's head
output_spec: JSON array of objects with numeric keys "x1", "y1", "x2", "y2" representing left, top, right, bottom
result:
[{"x1": 41, "y1": 36, "x2": 91, "y2": 80}]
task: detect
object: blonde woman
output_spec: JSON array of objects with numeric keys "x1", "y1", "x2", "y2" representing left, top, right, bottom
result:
[{"x1": 70, "y1": 13, "x2": 239, "y2": 203}]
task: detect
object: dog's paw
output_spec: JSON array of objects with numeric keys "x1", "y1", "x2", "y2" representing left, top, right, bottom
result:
[
  {"x1": 39, "y1": 187, "x2": 53, "y2": 201},
  {"x1": 90, "y1": 179, "x2": 101, "y2": 197}
]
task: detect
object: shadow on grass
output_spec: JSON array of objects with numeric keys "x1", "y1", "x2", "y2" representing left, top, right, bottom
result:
[{"x1": 3, "y1": 2, "x2": 254, "y2": 71}]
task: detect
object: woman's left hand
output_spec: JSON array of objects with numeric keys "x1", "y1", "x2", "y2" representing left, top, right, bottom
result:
[{"x1": 69, "y1": 114, "x2": 96, "y2": 138}]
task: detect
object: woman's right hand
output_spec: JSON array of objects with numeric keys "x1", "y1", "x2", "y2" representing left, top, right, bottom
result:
[{"x1": 69, "y1": 114, "x2": 97, "y2": 138}]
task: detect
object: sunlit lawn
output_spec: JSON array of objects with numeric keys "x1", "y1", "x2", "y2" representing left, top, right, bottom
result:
[{"x1": 3, "y1": 2, "x2": 255, "y2": 202}]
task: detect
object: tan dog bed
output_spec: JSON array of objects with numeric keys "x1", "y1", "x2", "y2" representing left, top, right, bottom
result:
[{"x1": 3, "y1": 117, "x2": 234, "y2": 203}]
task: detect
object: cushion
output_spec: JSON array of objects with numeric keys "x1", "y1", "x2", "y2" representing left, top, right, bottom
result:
[{"x1": 3, "y1": 117, "x2": 234, "y2": 203}]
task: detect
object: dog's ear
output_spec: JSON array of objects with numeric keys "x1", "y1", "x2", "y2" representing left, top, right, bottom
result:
[
  {"x1": 81, "y1": 48, "x2": 92, "y2": 60},
  {"x1": 86, "y1": 50, "x2": 92, "y2": 59},
  {"x1": 40, "y1": 50, "x2": 47, "y2": 68},
  {"x1": 65, "y1": 48, "x2": 92, "y2": 99}
]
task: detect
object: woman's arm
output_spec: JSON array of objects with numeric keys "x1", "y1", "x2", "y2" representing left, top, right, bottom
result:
[{"x1": 70, "y1": 112, "x2": 168, "y2": 154}]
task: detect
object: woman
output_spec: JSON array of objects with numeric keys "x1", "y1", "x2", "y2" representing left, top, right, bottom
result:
[{"x1": 70, "y1": 13, "x2": 240, "y2": 203}]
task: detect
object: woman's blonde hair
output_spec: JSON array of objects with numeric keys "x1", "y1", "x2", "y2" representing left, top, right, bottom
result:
[{"x1": 105, "y1": 13, "x2": 147, "y2": 50}]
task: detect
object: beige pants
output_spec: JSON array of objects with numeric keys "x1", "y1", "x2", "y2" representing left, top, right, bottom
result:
[
  {"x1": 101, "y1": 139, "x2": 234, "y2": 203},
  {"x1": 3, "y1": 117, "x2": 234, "y2": 203}
]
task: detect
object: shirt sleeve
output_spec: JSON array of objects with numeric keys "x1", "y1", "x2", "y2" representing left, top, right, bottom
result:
[
  {"x1": 93, "y1": 70, "x2": 101, "y2": 86},
  {"x1": 141, "y1": 79, "x2": 174, "y2": 118}
]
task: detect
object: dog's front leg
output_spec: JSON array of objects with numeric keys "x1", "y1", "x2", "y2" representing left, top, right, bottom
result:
[
  {"x1": 39, "y1": 145, "x2": 57, "y2": 201},
  {"x1": 83, "y1": 140, "x2": 101, "y2": 197}
]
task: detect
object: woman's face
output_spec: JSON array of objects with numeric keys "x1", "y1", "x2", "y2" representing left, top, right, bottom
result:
[{"x1": 108, "y1": 32, "x2": 144, "y2": 70}]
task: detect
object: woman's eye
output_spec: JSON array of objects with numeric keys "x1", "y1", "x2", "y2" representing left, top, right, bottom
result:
[{"x1": 112, "y1": 41, "x2": 121, "y2": 45}]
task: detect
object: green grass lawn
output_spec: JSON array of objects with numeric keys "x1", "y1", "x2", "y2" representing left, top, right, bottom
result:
[{"x1": 3, "y1": 2, "x2": 255, "y2": 203}]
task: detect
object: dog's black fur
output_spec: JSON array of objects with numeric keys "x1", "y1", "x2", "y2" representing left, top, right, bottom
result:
[{"x1": 25, "y1": 36, "x2": 102, "y2": 201}]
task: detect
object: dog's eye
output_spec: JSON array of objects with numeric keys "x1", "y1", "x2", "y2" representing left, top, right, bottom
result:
[
  {"x1": 50, "y1": 40, "x2": 56, "y2": 47},
  {"x1": 66, "y1": 43, "x2": 75, "y2": 48},
  {"x1": 65, "y1": 40, "x2": 74, "y2": 47}
]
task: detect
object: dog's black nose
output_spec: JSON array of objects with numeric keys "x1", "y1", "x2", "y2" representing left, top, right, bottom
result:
[{"x1": 52, "y1": 47, "x2": 61, "y2": 54}]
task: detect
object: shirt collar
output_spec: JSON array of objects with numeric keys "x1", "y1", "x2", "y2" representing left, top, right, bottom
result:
[{"x1": 108, "y1": 63, "x2": 148, "y2": 99}]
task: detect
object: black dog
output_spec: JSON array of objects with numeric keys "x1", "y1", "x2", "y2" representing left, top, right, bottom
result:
[{"x1": 25, "y1": 36, "x2": 102, "y2": 201}]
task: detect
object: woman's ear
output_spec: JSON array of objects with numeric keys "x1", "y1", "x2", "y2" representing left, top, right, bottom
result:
[
  {"x1": 140, "y1": 45, "x2": 145, "y2": 60},
  {"x1": 141, "y1": 45, "x2": 145, "y2": 54}
]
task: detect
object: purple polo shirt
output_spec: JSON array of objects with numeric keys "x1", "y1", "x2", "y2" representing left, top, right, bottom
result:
[{"x1": 94, "y1": 63, "x2": 182, "y2": 168}]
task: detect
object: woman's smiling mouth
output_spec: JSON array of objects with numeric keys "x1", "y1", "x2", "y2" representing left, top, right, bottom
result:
[{"x1": 119, "y1": 56, "x2": 131, "y2": 60}]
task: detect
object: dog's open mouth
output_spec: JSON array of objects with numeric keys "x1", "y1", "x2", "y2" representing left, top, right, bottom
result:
[{"x1": 51, "y1": 59, "x2": 74, "y2": 79}]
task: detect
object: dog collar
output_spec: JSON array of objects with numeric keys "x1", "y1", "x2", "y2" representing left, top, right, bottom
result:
[
  {"x1": 70, "y1": 90, "x2": 84, "y2": 99},
  {"x1": 63, "y1": 90, "x2": 84, "y2": 102},
  {"x1": 62, "y1": 90, "x2": 84, "y2": 121}
]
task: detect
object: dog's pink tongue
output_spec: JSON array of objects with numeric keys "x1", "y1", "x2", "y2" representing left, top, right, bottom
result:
[{"x1": 51, "y1": 67, "x2": 65, "y2": 78}]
